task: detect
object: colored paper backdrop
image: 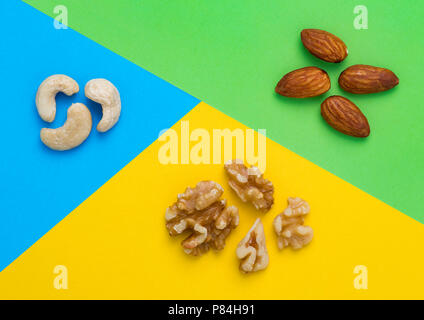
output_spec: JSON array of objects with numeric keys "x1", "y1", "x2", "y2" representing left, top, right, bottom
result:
[{"x1": 0, "y1": 0, "x2": 422, "y2": 299}]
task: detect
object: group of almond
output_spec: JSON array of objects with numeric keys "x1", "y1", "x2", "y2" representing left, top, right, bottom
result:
[
  {"x1": 165, "y1": 160, "x2": 313, "y2": 274},
  {"x1": 275, "y1": 29, "x2": 399, "y2": 138}
]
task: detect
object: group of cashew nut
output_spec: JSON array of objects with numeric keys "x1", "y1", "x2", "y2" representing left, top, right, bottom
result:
[{"x1": 36, "y1": 74, "x2": 121, "y2": 151}]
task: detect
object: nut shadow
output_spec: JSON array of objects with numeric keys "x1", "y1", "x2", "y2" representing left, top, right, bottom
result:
[
  {"x1": 338, "y1": 87, "x2": 400, "y2": 105},
  {"x1": 273, "y1": 89, "x2": 329, "y2": 108},
  {"x1": 296, "y1": 41, "x2": 345, "y2": 74}
]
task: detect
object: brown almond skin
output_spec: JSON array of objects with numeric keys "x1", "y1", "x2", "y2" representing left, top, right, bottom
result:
[
  {"x1": 321, "y1": 96, "x2": 370, "y2": 137},
  {"x1": 275, "y1": 66, "x2": 331, "y2": 98},
  {"x1": 301, "y1": 29, "x2": 348, "y2": 63},
  {"x1": 339, "y1": 64, "x2": 399, "y2": 94}
]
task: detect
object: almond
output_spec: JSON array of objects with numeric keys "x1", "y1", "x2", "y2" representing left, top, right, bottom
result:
[
  {"x1": 301, "y1": 29, "x2": 348, "y2": 63},
  {"x1": 275, "y1": 66, "x2": 331, "y2": 98},
  {"x1": 321, "y1": 96, "x2": 370, "y2": 137},
  {"x1": 338, "y1": 64, "x2": 399, "y2": 94}
]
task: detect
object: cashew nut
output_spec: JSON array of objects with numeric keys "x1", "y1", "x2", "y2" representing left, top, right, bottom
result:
[
  {"x1": 36, "y1": 75, "x2": 79, "y2": 122},
  {"x1": 40, "y1": 103, "x2": 92, "y2": 151},
  {"x1": 85, "y1": 79, "x2": 121, "y2": 132}
]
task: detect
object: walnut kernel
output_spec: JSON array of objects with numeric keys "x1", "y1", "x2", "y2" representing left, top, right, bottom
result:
[
  {"x1": 224, "y1": 159, "x2": 274, "y2": 212},
  {"x1": 166, "y1": 181, "x2": 239, "y2": 256},
  {"x1": 236, "y1": 218, "x2": 269, "y2": 273},
  {"x1": 273, "y1": 197, "x2": 313, "y2": 250}
]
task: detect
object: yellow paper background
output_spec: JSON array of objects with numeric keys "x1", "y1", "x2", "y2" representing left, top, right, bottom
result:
[{"x1": 1, "y1": 103, "x2": 423, "y2": 299}]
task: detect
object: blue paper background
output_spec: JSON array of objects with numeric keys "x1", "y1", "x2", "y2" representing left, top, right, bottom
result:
[{"x1": 0, "y1": 1, "x2": 199, "y2": 271}]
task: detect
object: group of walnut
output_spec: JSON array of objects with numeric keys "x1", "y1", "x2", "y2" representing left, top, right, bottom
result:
[{"x1": 165, "y1": 160, "x2": 313, "y2": 273}]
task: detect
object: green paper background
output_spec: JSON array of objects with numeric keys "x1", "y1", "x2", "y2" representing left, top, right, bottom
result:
[{"x1": 24, "y1": 0, "x2": 424, "y2": 222}]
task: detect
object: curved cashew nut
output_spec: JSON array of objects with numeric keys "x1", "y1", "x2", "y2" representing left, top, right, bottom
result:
[
  {"x1": 85, "y1": 79, "x2": 121, "y2": 132},
  {"x1": 36, "y1": 75, "x2": 79, "y2": 122},
  {"x1": 40, "y1": 103, "x2": 92, "y2": 151}
]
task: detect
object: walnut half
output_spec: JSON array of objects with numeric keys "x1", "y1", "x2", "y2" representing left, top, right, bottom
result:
[
  {"x1": 224, "y1": 159, "x2": 274, "y2": 212},
  {"x1": 236, "y1": 218, "x2": 269, "y2": 273},
  {"x1": 273, "y1": 197, "x2": 313, "y2": 250},
  {"x1": 166, "y1": 181, "x2": 239, "y2": 256}
]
